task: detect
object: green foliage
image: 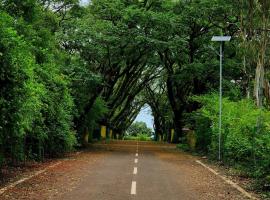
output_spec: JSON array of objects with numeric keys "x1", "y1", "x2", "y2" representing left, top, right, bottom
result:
[
  {"x1": 193, "y1": 94, "x2": 270, "y2": 183},
  {"x1": 0, "y1": 1, "x2": 78, "y2": 164},
  {"x1": 185, "y1": 112, "x2": 212, "y2": 153},
  {"x1": 87, "y1": 98, "x2": 108, "y2": 128},
  {"x1": 0, "y1": 0, "x2": 270, "y2": 194},
  {"x1": 0, "y1": 11, "x2": 43, "y2": 163},
  {"x1": 85, "y1": 97, "x2": 108, "y2": 141},
  {"x1": 137, "y1": 133, "x2": 152, "y2": 141},
  {"x1": 123, "y1": 135, "x2": 138, "y2": 141},
  {"x1": 126, "y1": 121, "x2": 152, "y2": 137},
  {"x1": 177, "y1": 143, "x2": 190, "y2": 152},
  {"x1": 123, "y1": 133, "x2": 151, "y2": 141}
]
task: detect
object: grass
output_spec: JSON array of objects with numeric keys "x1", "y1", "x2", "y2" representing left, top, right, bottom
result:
[{"x1": 123, "y1": 134, "x2": 152, "y2": 141}]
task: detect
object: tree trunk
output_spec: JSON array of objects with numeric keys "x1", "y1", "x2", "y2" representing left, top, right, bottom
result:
[
  {"x1": 254, "y1": 17, "x2": 268, "y2": 107},
  {"x1": 172, "y1": 109, "x2": 184, "y2": 143},
  {"x1": 82, "y1": 127, "x2": 89, "y2": 147},
  {"x1": 166, "y1": 76, "x2": 184, "y2": 143},
  {"x1": 254, "y1": 61, "x2": 265, "y2": 107}
]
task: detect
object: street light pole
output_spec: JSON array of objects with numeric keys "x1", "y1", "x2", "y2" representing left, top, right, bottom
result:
[
  {"x1": 219, "y1": 43, "x2": 222, "y2": 161},
  {"x1": 211, "y1": 36, "x2": 231, "y2": 161}
]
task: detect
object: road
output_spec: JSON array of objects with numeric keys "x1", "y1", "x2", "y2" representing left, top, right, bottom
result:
[{"x1": 0, "y1": 141, "x2": 252, "y2": 200}]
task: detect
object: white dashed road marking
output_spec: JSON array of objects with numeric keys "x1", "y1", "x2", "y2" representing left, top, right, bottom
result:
[
  {"x1": 131, "y1": 181, "x2": 136, "y2": 195},
  {"x1": 133, "y1": 167, "x2": 137, "y2": 175},
  {"x1": 131, "y1": 142, "x2": 139, "y2": 196}
]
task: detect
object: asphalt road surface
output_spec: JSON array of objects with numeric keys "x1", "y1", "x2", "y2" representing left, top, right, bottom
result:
[{"x1": 1, "y1": 141, "x2": 251, "y2": 200}]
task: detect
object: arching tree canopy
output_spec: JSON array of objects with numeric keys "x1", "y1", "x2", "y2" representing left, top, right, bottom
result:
[{"x1": 1, "y1": 0, "x2": 270, "y2": 191}]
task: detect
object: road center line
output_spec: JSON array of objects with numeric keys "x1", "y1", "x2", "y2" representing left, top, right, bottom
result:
[
  {"x1": 131, "y1": 181, "x2": 136, "y2": 195},
  {"x1": 133, "y1": 167, "x2": 137, "y2": 174},
  {"x1": 134, "y1": 158, "x2": 138, "y2": 163},
  {"x1": 135, "y1": 153, "x2": 138, "y2": 157}
]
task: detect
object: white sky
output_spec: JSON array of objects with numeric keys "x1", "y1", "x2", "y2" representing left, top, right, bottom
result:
[{"x1": 80, "y1": 0, "x2": 89, "y2": 5}]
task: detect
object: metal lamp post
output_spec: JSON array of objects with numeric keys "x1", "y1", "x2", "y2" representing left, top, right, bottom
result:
[{"x1": 211, "y1": 36, "x2": 231, "y2": 161}]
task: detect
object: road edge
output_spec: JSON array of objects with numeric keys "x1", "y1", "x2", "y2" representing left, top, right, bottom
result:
[
  {"x1": 196, "y1": 160, "x2": 259, "y2": 200},
  {"x1": 0, "y1": 161, "x2": 62, "y2": 195}
]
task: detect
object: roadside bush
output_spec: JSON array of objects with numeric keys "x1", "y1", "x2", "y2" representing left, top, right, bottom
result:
[
  {"x1": 0, "y1": 10, "x2": 77, "y2": 163},
  {"x1": 137, "y1": 133, "x2": 151, "y2": 141},
  {"x1": 177, "y1": 143, "x2": 190, "y2": 151},
  {"x1": 85, "y1": 97, "x2": 108, "y2": 141},
  {"x1": 123, "y1": 133, "x2": 151, "y2": 141},
  {"x1": 0, "y1": 12, "x2": 44, "y2": 163},
  {"x1": 185, "y1": 112, "x2": 212, "y2": 153},
  {"x1": 193, "y1": 94, "x2": 270, "y2": 184},
  {"x1": 123, "y1": 135, "x2": 138, "y2": 140}
]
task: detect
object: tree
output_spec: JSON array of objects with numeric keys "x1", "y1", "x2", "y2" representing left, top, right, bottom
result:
[
  {"x1": 126, "y1": 121, "x2": 152, "y2": 137},
  {"x1": 142, "y1": 79, "x2": 173, "y2": 141},
  {"x1": 0, "y1": 11, "x2": 44, "y2": 163},
  {"x1": 60, "y1": 0, "x2": 162, "y2": 136},
  {"x1": 0, "y1": 0, "x2": 78, "y2": 164}
]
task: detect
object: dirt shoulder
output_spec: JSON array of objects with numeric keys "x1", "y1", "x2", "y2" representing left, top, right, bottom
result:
[
  {"x1": 0, "y1": 149, "x2": 107, "y2": 200},
  {"x1": 184, "y1": 151, "x2": 267, "y2": 200}
]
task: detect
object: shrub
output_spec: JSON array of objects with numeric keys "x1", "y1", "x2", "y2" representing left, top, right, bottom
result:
[
  {"x1": 185, "y1": 112, "x2": 212, "y2": 153},
  {"x1": 0, "y1": 11, "x2": 77, "y2": 163},
  {"x1": 193, "y1": 94, "x2": 270, "y2": 182},
  {"x1": 137, "y1": 133, "x2": 151, "y2": 141},
  {"x1": 0, "y1": 12, "x2": 44, "y2": 163},
  {"x1": 123, "y1": 133, "x2": 151, "y2": 141},
  {"x1": 177, "y1": 143, "x2": 190, "y2": 151},
  {"x1": 123, "y1": 135, "x2": 138, "y2": 140}
]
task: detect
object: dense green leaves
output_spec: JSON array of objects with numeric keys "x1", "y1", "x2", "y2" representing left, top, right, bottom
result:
[
  {"x1": 126, "y1": 121, "x2": 152, "y2": 137},
  {"x1": 1, "y1": 0, "x2": 270, "y2": 193},
  {"x1": 0, "y1": 11, "x2": 43, "y2": 162},
  {"x1": 0, "y1": 1, "x2": 77, "y2": 164},
  {"x1": 192, "y1": 94, "x2": 270, "y2": 185}
]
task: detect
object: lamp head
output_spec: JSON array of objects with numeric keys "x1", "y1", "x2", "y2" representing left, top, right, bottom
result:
[{"x1": 211, "y1": 36, "x2": 231, "y2": 42}]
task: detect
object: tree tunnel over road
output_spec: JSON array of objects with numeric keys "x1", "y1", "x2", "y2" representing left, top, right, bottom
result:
[
  {"x1": 1, "y1": 0, "x2": 267, "y2": 199},
  {"x1": 67, "y1": 0, "x2": 225, "y2": 143}
]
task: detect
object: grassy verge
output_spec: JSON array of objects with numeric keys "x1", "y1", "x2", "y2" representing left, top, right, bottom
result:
[{"x1": 123, "y1": 134, "x2": 152, "y2": 141}]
